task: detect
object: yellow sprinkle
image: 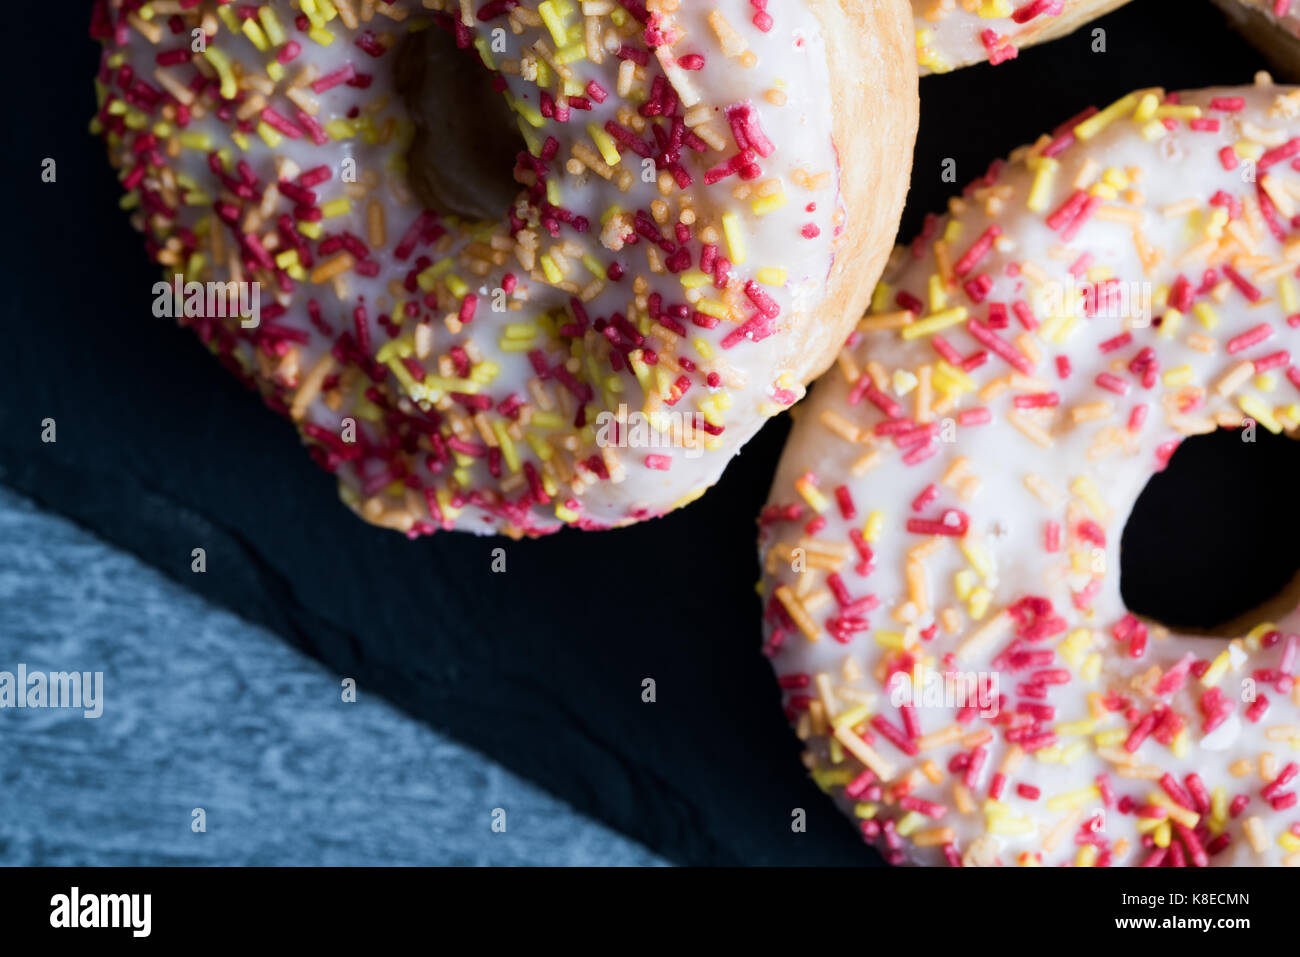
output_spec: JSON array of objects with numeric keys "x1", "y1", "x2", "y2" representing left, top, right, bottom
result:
[
  {"x1": 491, "y1": 420, "x2": 520, "y2": 473},
  {"x1": 1075, "y1": 93, "x2": 1138, "y2": 140},
  {"x1": 1081, "y1": 654, "x2": 1102, "y2": 682},
  {"x1": 258, "y1": 6, "x2": 286, "y2": 44},
  {"x1": 927, "y1": 274, "x2": 948, "y2": 312},
  {"x1": 1239, "y1": 395, "x2": 1283, "y2": 434},
  {"x1": 178, "y1": 131, "x2": 213, "y2": 151},
  {"x1": 1201, "y1": 649, "x2": 1232, "y2": 687},
  {"x1": 953, "y1": 568, "x2": 975, "y2": 601},
  {"x1": 320, "y1": 197, "x2": 351, "y2": 219},
  {"x1": 863, "y1": 510, "x2": 885, "y2": 542},
  {"x1": 1281, "y1": 276, "x2": 1298, "y2": 314},
  {"x1": 556, "y1": 42, "x2": 587, "y2": 65},
  {"x1": 984, "y1": 799, "x2": 1011, "y2": 819},
  {"x1": 933, "y1": 360, "x2": 976, "y2": 395},
  {"x1": 324, "y1": 119, "x2": 355, "y2": 140},
  {"x1": 1061, "y1": 740, "x2": 1088, "y2": 764},
  {"x1": 756, "y1": 267, "x2": 787, "y2": 286},
  {"x1": 875, "y1": 631, "x2": 906, "y2": 650},
  {"x1": 1157, "y1": 307, "x2": 1182, "y2": 339},
  {"x1": 795, "y1": 476, "x2": 830, "y2": 513},
  {"x1": 1192, "y1": 302, "x2": 1219, "y2": 329},
  {"x1": 1094, "y1": 728, "x2": 1126, "y2": 748},
  {"x1": 539, "y1": 254, "x2": 563, "y2": 285},
  {"x1": 694, "y1": 298, "x2": 731, "y2": 320},
  {"x1": 1162, "y1": 364, "x2": 1194, "y2": 387},
  {"x1": 1247, "y1": 622, "x2": 1279, "y2": 647},
  {"x1": 537, "y1": 0, "x2": 568, "y2": 44},
  {"x1": 241, "y1": 18, "x2": 270, "y2": 51},
  {"x1": 721, "y1": 211, "x2": 746, "y2": 265},
  {"x1": 893, "y1": 369, "x2": 918, "y2": 396},
  {"x1": 256, "y1": 121, "x2": 284, "y2": 148},
  {"x1": 1070, "y1": 475, "x2": 1108, "y2": 521},
  {"x1": 1056, "y1": 719, "x2": 1096, "y2": 737},
  {"x1": 1140, "y1": 120, "x2": 1168, "y2": 142},
  {"x1": 831, "y1": 702, "x2": 872, "y2": 731},
  {"x1": 1152, "y1": 820, "x2": 1172, "y2": 847},
  {"x1": 1150, "y1": 794, "x2": 1200, "y2": 829},
  {"x1": 216, "y1": 5, "x2": 241, "y2": 32},
  {"x1": 1154, "y1": 104, "x2": 1202, "y2": 121},
  {"x1": 960, "y1": 539, "x2": 994, "y2": 579},
  {"x1": 587, "y1": 123, "x2": 621, "y2": 167},
  {"x1": 901, "y1": 307, "x2": 968, "y2": 340},
  {"x1": 510, "y1": 94, "x2": 544, "y2": 128},
  {"x1": 989, "y1": 815, "x2": 1035, "y2": 836},
  {"x1": 503, "y1": 323, "x2": 537, "y2": 340},
  {"x1": 1133, "y1": 92, "x2": 1159, "y2": 122},
  {"x1": 752, "y1": 192, "x2": 787, "y2": 216},
  {"x1": 1058, "y1": 629, "x2": 1092, "y2": 667},
  {"x1": 895, "y1": 811, "x2": 926, "y2": 837},
  {"x1": 416, "y1": 259, "x2": 453, "y2": 291},
  {"x1": 1026, "y1": 157, "x2": 1058, "y2": 212},
  {"x1": 530, "y1": 410, "x2": 565, "y2": 430}
]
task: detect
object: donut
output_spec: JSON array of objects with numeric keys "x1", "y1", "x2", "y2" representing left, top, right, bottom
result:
[
  {"x1": 758, "y1": 80, "x2": 1300, "y2": 866},
  {"x1": 914, "y1": 0, "x2": 1130, "y2": 73},
  {"x1": 1214, "y1": 0, "x2": 1300, "y2": 79},
  {"x1": 89, "y1": 0, "x2": 916, "y2": 537}
]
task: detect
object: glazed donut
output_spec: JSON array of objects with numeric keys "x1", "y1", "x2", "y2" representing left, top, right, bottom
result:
[
  {"x1": 914, "y1": 0, "x2": 1130, "y2": 73},
  {"x1": 90, "y1": 0, "x2": 915, "y2": 537},
  {"x1": 759, "y1": 80, "x2": 1300, "y2": 866},
  {"x1": 1214, "y1": 0, "x2": 1300, "y2": 79}
]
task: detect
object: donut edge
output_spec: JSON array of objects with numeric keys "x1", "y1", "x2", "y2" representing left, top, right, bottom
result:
[
  {"x1": 1211, "y1": 0, "x2": 1300, "y2": 82},
  {"x1": 782, "y1": 0, "x2": 919, "y2": 390}
]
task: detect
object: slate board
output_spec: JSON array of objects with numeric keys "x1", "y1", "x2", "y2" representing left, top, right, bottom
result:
[
  {"x1": 0, "y1": 488, "x2": 663, "y2": 866},
  {"x1": 1, "y1": 0, "x2": 1295, "y2": 865}
]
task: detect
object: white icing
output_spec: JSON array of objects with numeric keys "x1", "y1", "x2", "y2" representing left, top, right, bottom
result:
[{"x1": 915, "y1": 0, "x2": 1082, "y2": 73}]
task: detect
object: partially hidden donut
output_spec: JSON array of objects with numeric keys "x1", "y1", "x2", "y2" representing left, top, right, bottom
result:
[
  {"x1": 915, "y1": 0, "x2": 1131, "y2": 73},
  {"x1": 759, "y1": 80, "x2": 1300, "y2": 865},
  {"x1": 90, "y1": 0, "x2": 916, "y2": 537},
  {"x1": 1214, "y1": 0, "x2": 1300, "y2": 79}
]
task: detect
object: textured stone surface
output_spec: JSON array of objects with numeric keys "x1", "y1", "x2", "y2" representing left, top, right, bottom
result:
[{"x1": 0, "y1": 488, "x2": 662, "y2": 865}]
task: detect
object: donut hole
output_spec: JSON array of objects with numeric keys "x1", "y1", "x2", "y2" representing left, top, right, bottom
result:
[
  {"x1": 395, "y1": 25, "x2": 526, "y2": 222},
  {"x1": 1120, "y1": 428, "x2": 1300, "y2": 635}
]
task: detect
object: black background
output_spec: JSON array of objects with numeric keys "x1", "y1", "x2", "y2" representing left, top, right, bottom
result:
[{"x1": 1, "y1": 0, "x2": 1297, "y2": 866}]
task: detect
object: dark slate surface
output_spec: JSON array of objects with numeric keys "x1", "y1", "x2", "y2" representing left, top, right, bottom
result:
[
  {"x1": 0, "y1": 488, "x2": 663, "y2": 865},
  {"x1": 0, "y1": 1, "x2": 1291, "y2": 865}
]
